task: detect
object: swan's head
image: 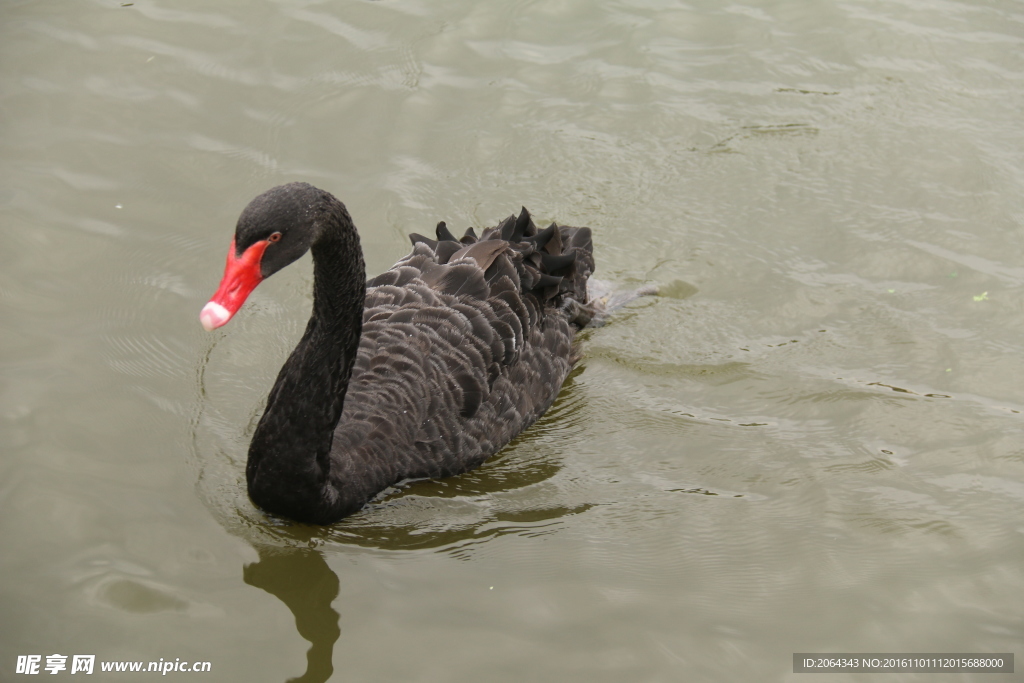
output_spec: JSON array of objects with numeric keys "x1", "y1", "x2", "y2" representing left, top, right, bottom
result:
[{"x1": 200, "y1": 183, "x2": 320, "y2": 331}]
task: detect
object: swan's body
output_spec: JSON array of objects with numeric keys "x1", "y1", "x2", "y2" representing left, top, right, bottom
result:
[{"x1": 201, "y1": 183, "x2": 596, "y2": 524}]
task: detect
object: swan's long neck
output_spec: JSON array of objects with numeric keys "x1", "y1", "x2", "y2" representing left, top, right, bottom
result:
[{"x1": 246, "y1": 200, "x2": 366, "y2": 523}]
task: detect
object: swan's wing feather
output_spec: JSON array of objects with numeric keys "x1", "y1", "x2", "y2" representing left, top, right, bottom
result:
[
  {"x1": 434, "y1": 240, "x2": 462, "y2": 264},
  {"x1": 449, "y1": 240, "x2": 507, "y2": 271},
  {"x1": 419, "y1": 262, "x2": 489, "y2": 300},
  {"x1": 332, "y1": 209, "x2": 595, "y2": 494}
]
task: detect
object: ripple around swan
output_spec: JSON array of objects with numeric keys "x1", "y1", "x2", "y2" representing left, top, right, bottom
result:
[{"x1": 191, "y1": 359, "x2": 602, "y2": 555}]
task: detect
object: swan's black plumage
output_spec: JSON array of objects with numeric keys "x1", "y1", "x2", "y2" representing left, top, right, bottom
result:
[{"x1": 224, "y1": 183, "x2": 595, "y2": 524}]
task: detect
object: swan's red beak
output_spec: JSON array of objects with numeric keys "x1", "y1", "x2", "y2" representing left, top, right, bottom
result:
[{"x1": 200, "y1": 239, "x2": 269, "y2": 331}]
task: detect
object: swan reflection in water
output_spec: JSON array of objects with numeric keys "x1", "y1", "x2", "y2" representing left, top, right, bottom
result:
[
  {"x1": 241, "y1": 499, "x2": 592, "y2": 682},
  {"x1": 239, "y1": 412, "x2": 592, "y2": 683},
  {"x1": 243, "y1": 546, "x2": 339, "y2": 683}
]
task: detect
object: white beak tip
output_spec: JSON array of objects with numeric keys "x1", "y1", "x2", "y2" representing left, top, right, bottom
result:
[{"x1": 199, "y1": 302, "x2": 231, "y2": 331}]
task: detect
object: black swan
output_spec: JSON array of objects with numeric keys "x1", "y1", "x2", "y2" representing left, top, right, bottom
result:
[{"x1": 200, "y1": 182, "x2": 600, "y2": 524}]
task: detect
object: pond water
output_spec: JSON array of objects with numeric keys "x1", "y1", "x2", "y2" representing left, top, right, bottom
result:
[{"x1": 2, "y1": 0, "x2": 1022, "y2": 681}]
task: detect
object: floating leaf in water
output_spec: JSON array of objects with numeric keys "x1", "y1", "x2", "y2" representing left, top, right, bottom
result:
[{"x1": 973, "y1": 291, "x2": 989, "y2": 301}]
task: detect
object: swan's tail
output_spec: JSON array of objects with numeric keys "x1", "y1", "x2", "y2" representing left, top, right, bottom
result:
[
  {"x1": 406, "y1": 207, "x2": 653, "y2": 328},
  {"x1": 412, "y1": 207, "x2": 596, "y2": 319}
]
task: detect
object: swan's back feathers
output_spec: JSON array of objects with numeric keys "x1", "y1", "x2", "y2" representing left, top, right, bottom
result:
[{"x1": 326, "y1": 208, "x2": 594, "y2": 512}]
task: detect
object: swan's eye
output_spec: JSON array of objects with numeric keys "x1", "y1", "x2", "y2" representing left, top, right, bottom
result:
[{"x1": 268, "y1": 232, "x2": 282, "y2": 243}]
